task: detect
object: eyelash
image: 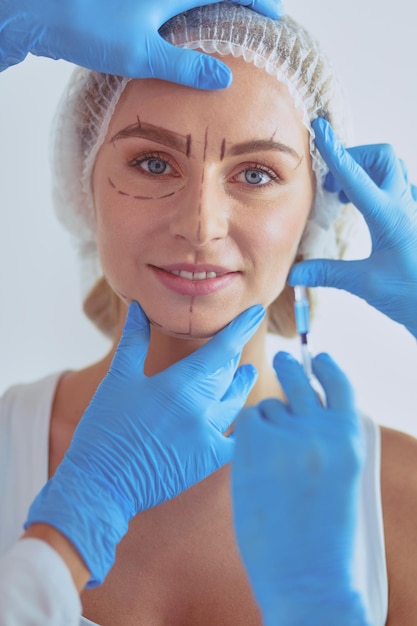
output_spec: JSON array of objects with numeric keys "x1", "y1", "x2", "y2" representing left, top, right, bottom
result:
[
  {"x1": 234, "y1": 162, "x2": 281, "y2": 187},
  {"x1": 128, "y1": 152, "x2": 178, "y2": 177},
  {"x1": 128, "y1": 152, "x2": 282, "y2": 187}
]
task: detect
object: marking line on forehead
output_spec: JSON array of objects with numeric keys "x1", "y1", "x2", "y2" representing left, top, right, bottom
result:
[
  {"x1": 110, "y1": 121, "x2": 192, "y2": 156},
  {"x1": 220, "y1": 138, "x2": 226, "y2": 161},
  {"x1": 226, "y1": 139, "x2": 301, "y2": 162}
]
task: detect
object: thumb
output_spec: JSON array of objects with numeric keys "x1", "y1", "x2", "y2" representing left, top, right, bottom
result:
[
  {"x1": 151, "y1": 38, "x2": 232, "y2": 89},
  {"x1": 288, "y1": 258, "x2": 365, "y2": 293},
  {"x1": 216, "y1": 364, "x2": 258, "y2": 434},
  {"x1": 313, "y1": 118, "x2": 385, "y2": 232},
  {"x1": 110, "y1": 301, "x2": 150, "y2": 375}
]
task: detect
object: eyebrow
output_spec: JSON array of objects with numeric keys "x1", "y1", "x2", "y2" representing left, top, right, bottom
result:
[
  {"x1": 111, "y1": 121, "x2": 191, "y2": 156},
  {"x1": 226, "y1": 139, "x2": 301, "y2": 161}
]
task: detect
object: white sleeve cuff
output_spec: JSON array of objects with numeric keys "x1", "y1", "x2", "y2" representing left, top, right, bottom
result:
[{"x1": 0, "y1": 538, "x2": 82, "y2": 626}]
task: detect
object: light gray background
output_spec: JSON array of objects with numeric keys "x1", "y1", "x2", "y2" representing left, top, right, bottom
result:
[{"x1": 1, "y1": 0, "x2": 416, "y2": 435}]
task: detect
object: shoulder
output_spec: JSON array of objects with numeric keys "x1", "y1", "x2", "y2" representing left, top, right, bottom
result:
[
  {"x1": 0, "y1": 373, "x2": 63, "y2": 423},
  {"x1": 380, "y1": 426, "x2": 417, "y2": 625}
]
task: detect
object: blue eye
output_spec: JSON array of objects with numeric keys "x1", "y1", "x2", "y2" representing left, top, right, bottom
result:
[
  {"x1": 129, "y1": 152, "x2": 176, "y2": 176},
  {"x1": 244, "y1": 169, "x2": 270, "y2": 185},
  {"x1": 234, "y1": 166, "x2": 278, "y2": 187},
  {"x1": 142, "y1": 157, "x2": 169, "y2": 175}
]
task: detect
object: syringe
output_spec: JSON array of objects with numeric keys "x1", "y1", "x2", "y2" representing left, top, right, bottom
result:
[{"x1": 293, "y1": 285, "x2": 313, "y2": 380}]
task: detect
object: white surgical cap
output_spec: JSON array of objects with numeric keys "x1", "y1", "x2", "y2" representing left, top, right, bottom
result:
[{"x1": 51, "y1": 3, "x2": 352, "y2": 298}]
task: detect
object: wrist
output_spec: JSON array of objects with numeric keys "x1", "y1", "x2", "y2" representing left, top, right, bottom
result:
[
  {"x1": 25, "y1": 458, "x2": 131, "y2": 587},
  {"x1": 23, "y1": 523, "x2": 90, "y2": 592}
]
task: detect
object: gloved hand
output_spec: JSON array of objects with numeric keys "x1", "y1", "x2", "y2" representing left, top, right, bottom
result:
[
  {"x1": 26, "y1": 301, "x2": 265, "y2": 587},
  {"x1": 289, "y1": 117, "x2": 417, "y2": 340},
  {"x1": 0, "y1": 0, "x2": 284, "y2": 87},
  {"x1": 232, "y1": 351, "x2": 370, "y2": 626}
]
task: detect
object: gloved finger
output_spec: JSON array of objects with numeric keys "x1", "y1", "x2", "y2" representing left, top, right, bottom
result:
[
  {"x1": 345, "y1": 144, "x2": 405, "y2": 196},
  {"x1": 149, "y1": 37, "x2": 231, "y2": 89},
  {"x1": 217, "y1": 364, "x2": 258, "y2": 433},
  {"x1": 231, "y1": 0, "x2": 285, "y2": 19},
  {"x1": 288, "y1": 258, "x2": 365, "y2": 294},
  {"x1": 232, "y1": 405, "x2": 264, "y2": 459},
  {"x1": 164, "y1": 0, "x2": 222, "y2": 19},
  {"x1": 411, "y1": 185, "x2": 417, "y2": 202},
  {"x1": 110, "y1": 301, "x2": 150, "y2": 374},
  {"x1": 189, "y1": 305, "x2": 266, "y2": 376},
  {"x1": 209, "y1": 433, "x2": 235, "y2": 468},
  {"x1": 312, "y1": 353, "x2": 356, "y2": 412},
  {"x1": 273, "y1": 351, "x2": 321, "y2": 414},
  {"x1": 399, "y1": 158, "x2": 409, "y2": 184},
  {"x1": 312, "y1": 118, "x2": 397, "y2": 232},
  {"x1": 256, "y1": 396, "x2": 290, "y2": 425},
  {"x1": 323, "y1": 173, "x2": 357, "y2": 205}
]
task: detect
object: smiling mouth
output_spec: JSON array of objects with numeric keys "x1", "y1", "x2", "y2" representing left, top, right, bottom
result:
[{"x1": 168, "y1": 270, "x2": 220, "y2": 280}]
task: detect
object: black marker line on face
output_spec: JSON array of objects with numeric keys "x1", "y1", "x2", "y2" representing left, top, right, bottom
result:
[
  {"x1": 149, "y1": 315, "x2": 192, "y2": 336},
  {"x1": 186, "y1": 134, "x2": 192, "y2": 158},
  {"x1": 197, "y1": 127, "x2": 209, "y2": 243},
  {"x1": 148, "y1": 316, "x2": 163, "y2": 328},
  {"x1": 220, "y1": 138, "x2": 226, "y2": 161},
  {"x1": 109, "y1": 178, "x2": 186, "y2": 201},
  {"x1": 203, "y1": 127, "x2": 209, "y2": 162},
  {"x1": 159, "y1": 188, "x2": 186, "y2": 199},
  {"x1": 111, "y1": 121, "x2": 192, "y2": 156}
]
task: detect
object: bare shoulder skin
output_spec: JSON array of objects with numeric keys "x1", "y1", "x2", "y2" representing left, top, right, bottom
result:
[{"x1": 381, "y1": 426, "x2": 417, "y2": 625}]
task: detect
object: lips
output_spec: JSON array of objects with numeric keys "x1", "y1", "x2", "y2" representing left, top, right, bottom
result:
[
  {"x1": 169, "y1": 269, "x2": 219, "y2": 280},
  {"x1": 150, "y1": 264, "x2": 239, "y2": 296}
]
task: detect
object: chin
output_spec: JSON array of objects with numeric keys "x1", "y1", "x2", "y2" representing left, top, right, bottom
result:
[{"x1": 148, "y1": 312, "x2": 232, "y2": 341}]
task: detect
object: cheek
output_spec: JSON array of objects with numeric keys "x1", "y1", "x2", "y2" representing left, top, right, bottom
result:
[
  {"x1": 256, "y1": 189, "x2": 313, "y2": 258},
  {"x1": 93, "y1": 176, "x2": 139, "y2": 282},
  {"x1": 247, "y1": 185, "x2": 314, "y2": 297}
]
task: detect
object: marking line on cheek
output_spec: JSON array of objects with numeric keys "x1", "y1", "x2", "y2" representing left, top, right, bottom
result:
[
  {"x1": 203, "y1": 127, "x2": 209, "y2": 162},
  {"x1": 136, "y1": 115, "x2": 142, "y2": 129},
  {"x1": 159, "y1": 186, "x2": 186, "y2": 200},
  {"x1": 294, "y1": 155, "x2": 304, "y2": 171},
  {"x1": 108, "y1": 178, "x2": 185, "y2": 201}
]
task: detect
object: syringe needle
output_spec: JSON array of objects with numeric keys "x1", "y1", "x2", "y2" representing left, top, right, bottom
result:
[{"x1": 294, "y1": 285, "x2": 313, "y2": 380}]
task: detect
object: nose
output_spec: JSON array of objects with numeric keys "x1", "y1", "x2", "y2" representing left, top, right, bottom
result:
[{"x1": 169, "y1": 177, "x2": 229, "y2": 247}]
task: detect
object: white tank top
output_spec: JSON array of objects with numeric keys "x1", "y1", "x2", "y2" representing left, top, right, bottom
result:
[{"x1": 0, "y1": 373, "x2": 388, "y2": 625}]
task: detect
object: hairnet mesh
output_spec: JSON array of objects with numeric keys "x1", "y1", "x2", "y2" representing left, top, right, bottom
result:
[{"x1": 51, "y1": 3, "x2": 353, "y2": 299}]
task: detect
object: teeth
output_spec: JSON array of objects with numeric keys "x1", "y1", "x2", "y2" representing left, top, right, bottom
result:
[{"x1": 170, "y1": 270, "x2": 219, "y2": 280}]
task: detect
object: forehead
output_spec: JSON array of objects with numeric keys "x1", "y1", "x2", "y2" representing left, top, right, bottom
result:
[{"x1": 105, "y1": 54, "x2": 309, "y2": 154}]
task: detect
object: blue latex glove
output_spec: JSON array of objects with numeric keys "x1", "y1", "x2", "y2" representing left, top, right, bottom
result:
[
  {"x1": 289, "y1": 117, "x2": 417, "y2": 340},
  {"x1": 0, "y1": 0, "x2": 284, "y2": 87},
  {"x1": 232, "y1": 351, "x2": 371, "y2": 626},
  {"x1": 26, "y1": 301, "x2": 265, "y2": 587}
]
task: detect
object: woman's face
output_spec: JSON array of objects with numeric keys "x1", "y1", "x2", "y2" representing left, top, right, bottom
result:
[{"x1": 92, "y1": 54, "x2": 315, "y2": 339}]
